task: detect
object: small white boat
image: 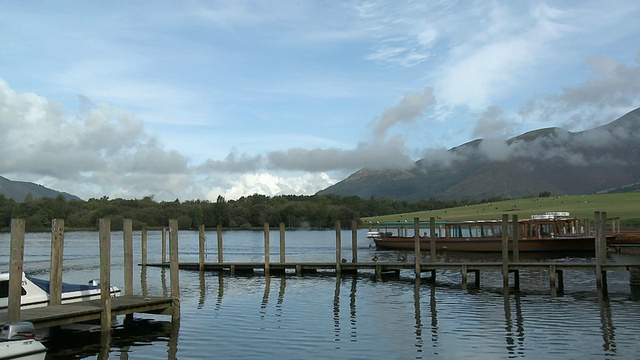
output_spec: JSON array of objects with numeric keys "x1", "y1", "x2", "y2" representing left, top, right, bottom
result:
[
  {"x1": 0, "y1": 322, "x2": 47, "y2": 360},
  {"x1": 0, "y1": 272, "x2": 121, "y2": 311}
]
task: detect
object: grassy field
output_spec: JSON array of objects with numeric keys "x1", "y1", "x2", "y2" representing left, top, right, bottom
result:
[{"x1": 361, "y1": 193, "x2": 640, "y2": 228}]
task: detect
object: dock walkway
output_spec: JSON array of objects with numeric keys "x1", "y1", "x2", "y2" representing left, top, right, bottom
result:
[{"x1": 0, "y1": 296, "x2": 173, "y2": 329}]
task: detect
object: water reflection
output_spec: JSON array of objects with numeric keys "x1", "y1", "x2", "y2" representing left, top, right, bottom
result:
[
  {"x1": 502, "y1": 289, "x2": 525, "y2": 357},
  {"x1": 598, "y1": 292, "x2": 616, "y2": 357},
  {"x1": 413, "y1": 278, "x2": 423, "y2": 356},
  {"x1": 333, "y1": 275, "x2": 341, "y2": 348}
]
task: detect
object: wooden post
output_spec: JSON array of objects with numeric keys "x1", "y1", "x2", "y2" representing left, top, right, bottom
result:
[
  {"x1": 49, "y1": 219, "x2": 65, "y2": 306},
  {"x1": 502, "y1": 214, "x2": 509, "y2": 289},
  {"x1": 264, "y1": 223, "x2": 271, "y2": 276},
  {"x1": 414, "y1": 217, "x2": 421, "y2": 277},
  {"x1": 351, "y1": 220, "x2": 358, "y2": 263},
  {"x1": 594, "y1": 211, "x2": 603, "y2": 289},
  {"x1": 335, "y1": 220, "x2": 342, "y2": 275},
  {"x1": 549, "y1": 265, "x2": 557, "y2": 297},
  {"x1": 279, "y1": 223, "x2": 286, "y2": 263},
  {"x1": 169, "y1": 219, "x2": 180, "y2": 322},
  {"x1": 8, "y1": 219, "x2": 25, "y2": 322},
  {"x1": 429, "y1": 217, "x2": 436, "y2": 262},
  {"x1": 99, "y1": 218, "x2": 112, "y2": 332},
  {"x1": 162, "y1": 226, "x2": 167, "y2": 263},
  {"x1": 141, "y1": 227, "x2": 148, "y2": 266},
  {"x1": 512, "y1": 214, "x2": 519, "y2": 263},
  {"x1": 461, "y1": 265, "x2": 468, "y2": 290},
  {"x1": 123, "y1": 219, "x2": 133, "y2": 296},
  {"x1": 599, "y1": 212, "x2": 608, "y2": 263},
  {"x1": 217, "y1": 224, "x2": 223, "y2": 263},
  {"x1": 199, "y1": 224, "x2": 205, "y2": 272}
]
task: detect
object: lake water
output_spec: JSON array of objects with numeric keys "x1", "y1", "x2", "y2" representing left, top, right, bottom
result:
[{"x1": 2, "y1": 229, "x2": 640, "y2": 359}]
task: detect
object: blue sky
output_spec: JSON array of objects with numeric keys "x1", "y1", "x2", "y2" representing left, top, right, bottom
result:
[{"x1": 1, "y1": 1, "x2": 639, "y2": 201}]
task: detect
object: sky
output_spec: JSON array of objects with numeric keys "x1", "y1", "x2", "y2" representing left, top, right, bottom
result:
[{"x1": 1, "y1": 1, "x2": 640, "y2": 202}]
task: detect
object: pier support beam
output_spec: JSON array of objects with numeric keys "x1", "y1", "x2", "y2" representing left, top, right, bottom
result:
[
  {"x1": 199, "y1": 224, "x2": 205, "y2": 272},
  {"x1": 8, "y1": 219, "x2": 26, "y2": 323},
  {"x1": 502, "y1": 214, "x2": 510, "y2": 289},
  {"x1": 49, "y1": 219, "x2": 64, "y2": 306},
  {"x1": 335, "y1": 221, "x2": 342, "y2": 275},
  {"x1": 264, "y1": 223, "x2": 271, "y2": 276},
  {"x1": 169, "y1": 219, "x2": 181, "y2": 322},
  {"x1": 352, "y1": 220, "x2": 358, "y2": 263},
  {"x1": 99, "y1": 218, "x2": 112, "y2": 332},
  {"x1": 414, "y1": 218, "x2": 421, "y2": 278},
  {"x1": 123, "y1": 219, "x2": 133, "y2": 297},
  {"x1": 280, "y1": 223, "x2": 286, "y2": 264},
  {"x1": 217, "y1": 225, "x2": 223, "y2": 263}
]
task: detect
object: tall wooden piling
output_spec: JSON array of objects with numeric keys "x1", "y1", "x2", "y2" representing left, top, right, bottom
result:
[
  {"x1": 429, "y1": 217, "x2": 436, "y2": 262},
  {"x1": 335, "y1": 221, "x2": 342, "y2": 275},
  {"x1": 217, "y1": 224, "x2": 223, "y2": 263},
  {"x1": 280, "y1": 223, "x2": 286, "y2": 263},
  {"x1": 162, "y1": 226, "x2": 167, "y2": 263},
  {"x1": 199, "y1": 224, "x2": 205, "y2": 271},
  {"x1": 8, "y1": 219, "x2": 25, "y2": 322},
  {"x1": 351, "y1": 220, "x2": 358, "y2": 263},
  {"x1": 123, "y1": 219, "x2": 133, "y2": 296},
  {"x1": 502, "y1": 214, "x2": 509, "y2": 289},
  {"x1": 414, "y1": 218, "x2": 421, "y2": 277},
  {"x1": 169, "y1": 219, "x2": 180, "y2": 322},
  {"x1": 99, "y1": 218, "x2": 112, "y2": 332},
  {"x1": 264, "y1": 223, "x2": 271, "y2": 276},
  {"x1": 141, "y1": 227, "x2": 148, "y2": 266},
  {"x1": 512, "y1": 214, "x2": 519, "y2": 262},
  {"x1": 49, "y1": 219, "x2": 65, "y2": 306}
]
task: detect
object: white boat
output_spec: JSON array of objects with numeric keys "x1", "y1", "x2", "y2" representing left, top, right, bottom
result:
[
  {"x1": 0, "y1": 322, "x2": 47, "y2": 360},
  {"x1": 0, "y1": 272, "x2": 121, "y2": 311}
]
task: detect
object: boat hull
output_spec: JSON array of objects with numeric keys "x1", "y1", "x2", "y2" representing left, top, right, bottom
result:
[{"x1": 373, "y1": 236, "x2": 600, "y2": 252}]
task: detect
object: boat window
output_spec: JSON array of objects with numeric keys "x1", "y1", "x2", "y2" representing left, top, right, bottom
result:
[
  {"x1": 539, "y1": 224, "x2": 554, "y2": 236},
  {"x1": 469, "y1": 225, "x2": 482, "y2": 237},
  {"x1": 0, "y1": 281, "x2": 27, "y2": 298}
]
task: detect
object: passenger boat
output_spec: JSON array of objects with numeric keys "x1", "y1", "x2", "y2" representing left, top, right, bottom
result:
[
  {"x1": 0, "y1": 272, "x2": 121, "y2": 311},
  {"x1": 370, "y1": 212, "x2": 608, "y2": 253},
  {"x1": 0, "y1": 322, "x2": 47, "y2": 360}
]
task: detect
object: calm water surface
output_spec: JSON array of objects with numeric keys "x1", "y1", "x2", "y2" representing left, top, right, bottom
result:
[{"x1": 1, "y1": 229, "x2": 640, "y2": 359}]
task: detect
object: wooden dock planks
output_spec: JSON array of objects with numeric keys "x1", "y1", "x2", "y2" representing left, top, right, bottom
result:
[{"x1": 0, "y1": 295, "x2": 173, "y2": 329}]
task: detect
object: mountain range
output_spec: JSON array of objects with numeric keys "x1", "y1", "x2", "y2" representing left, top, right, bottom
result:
[
  {"x1": 0, "y1": 176, "x2": 81, "y2": 202},
  {"x1": 317, "y1": 107, "x2": 640, "y2": 202}
]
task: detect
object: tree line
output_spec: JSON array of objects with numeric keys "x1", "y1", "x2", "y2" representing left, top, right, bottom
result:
[{"x1": 0, "y1": 192, "x2": 494, "y2": 232}]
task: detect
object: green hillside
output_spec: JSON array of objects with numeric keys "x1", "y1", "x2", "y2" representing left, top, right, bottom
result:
[{"x1": 361, "y1": 193, "x2": 640, "y2": 228}]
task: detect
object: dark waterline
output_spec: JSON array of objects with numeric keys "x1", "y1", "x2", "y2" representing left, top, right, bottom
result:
[{"x1": 2, "y1": 230, "x2": 640, "y2": 359}]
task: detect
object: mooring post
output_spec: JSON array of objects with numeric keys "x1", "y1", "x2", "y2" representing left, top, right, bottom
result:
[
  {"x1": 594, "y1": 211, "x2": 603, "y2": 289},
  {"x1": 8, "y1": 219, "x2": 25, "y2": 322},
  {"x1": 50, "y1": 219, "x2": 64, "y2": 306},
  {"x1": 141, "y1": 227, "x2": 148, "y2": 267},
  {"x1": 461, "y1": 265, "x2": 468, "y2": 290},
  {"x1": 123, "y1": 219, "x2": 133, "y2": 297},
  {"x1": 99, "y1": 218, "x2": 112, "y2": 332},
  {"x1": 414, "y1": 217, "x2": 421, "y2": 277},
  {"x1": 429, "y1": 217, "x2": 436, "y2": 262},
  {"x1": 162, "y1": 226, "x2": 167, "y2": 263},
  {"x1": 512, "y1": 214, "x2": 519, "y2": 263},
  {"x1": 351, "y1": 220, "x2": 358, "y2": 263},
  {"x1": 549, "y1": 265, "x2": 557, "y2": 297},
  {"x1": 599, "y1": 212, "x2": 608, "y2": 263},
  {"x1": 169, "y1": 219, "x2": 181, "y2": 322},
  {"x1": 335, "y1": 220, "x2": 342, "y2": 275},
  {"x1": 264, "y1": 223, "x2": 271, "y2": 276},
  {"x1": 502, "y1": 214, "x2": 510, "y2": 289},
  {"x1": 199, "y1": 224, "x2": 205, "y2": 272},
  {"x1": 217, "y1": 224, "x2": 223, "y2": 263},
  {"x1": 279, "y1": 223, "x2": 286, "y2": 263}
]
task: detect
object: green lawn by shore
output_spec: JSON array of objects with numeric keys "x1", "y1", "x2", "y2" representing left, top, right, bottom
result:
[{"x1": 361, "y1": 193, "x2": 640, "y2": 228}]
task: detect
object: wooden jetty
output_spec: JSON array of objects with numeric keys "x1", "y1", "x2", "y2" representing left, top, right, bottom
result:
[
  {"x1": 2, "y1": 218, "x2": 178, "y2": 331},
  {"x1": 145, "y1": 213, "x2": 640, "y2": 297}
]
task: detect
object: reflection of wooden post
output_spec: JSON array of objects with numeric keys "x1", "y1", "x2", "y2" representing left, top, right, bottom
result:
[
  {"x1": 169, "y1": 219, "x2": 180, "y2": 322},
  {"x1": 123, "y1": 219, "x2": 133, "y2": 296},
  {"x1": 99, "y1": 218, "x2": 112, "y2": 332},
  {"x1": 217, "y1": 224, "x2": 223, "y2": 263},
  {"x1": 279, "y1": 223, "x2": 286, "y2": 263},
  {"x1": 199, "y1": 224, "x2": 205, "y2": 271},
  {"x1": 512, "y1": 215, "x2": 519, "y2": 263},
  {"x1": 414, "y1": 218, "x2": 421, "y2": 277},
  {"x1": 502, "y1": 214, "x2": 509, "y2": 289},
  {"x1": 335, "y1": 221, "x2": 342, "y2": 275},
  {"x1": 50, "y1": 219, "x2": 64, "y2": 306},
  {"x1": 264, "y1": 223, "x2": 270, "y2": 276},
  {"x1": 141, "y1": 227, "x2": 148, "y2": 266},
  {"x1": 461, "y1": 265, "x2": 468, "y2": 290},
  {"x1": 162, "y1": 226, "x2": 167, "y2": 263},
  {"x1": 8, "y1": 219, "x2": 25, "y2": 322},
  {"x1": 352, "y1": 220, "x2": 358, "y2": 263}
]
